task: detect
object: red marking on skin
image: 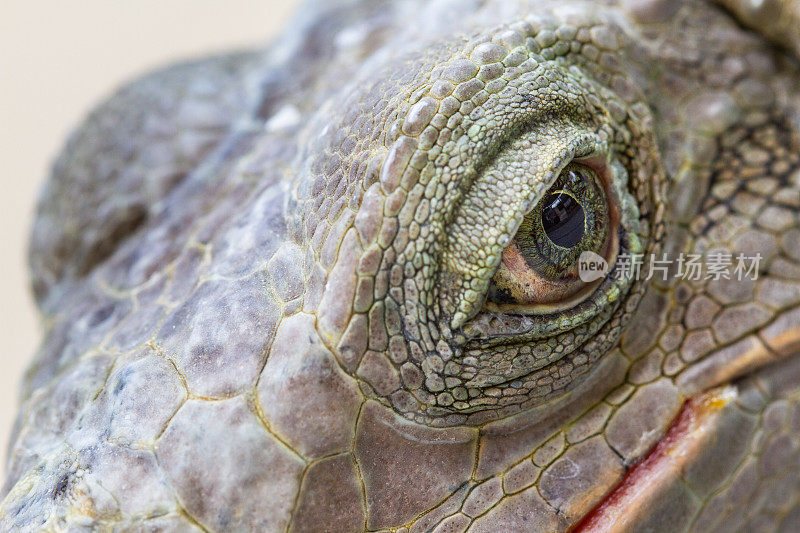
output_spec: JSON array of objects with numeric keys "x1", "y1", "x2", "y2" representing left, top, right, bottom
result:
[{"x1": 571, "y1": 389, "x2": 731, "y2": 532}]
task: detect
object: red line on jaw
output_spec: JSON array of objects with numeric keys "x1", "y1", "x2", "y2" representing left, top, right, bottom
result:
[{"x1": 571, "y1": 387, "x2": 735, "y2": 532}]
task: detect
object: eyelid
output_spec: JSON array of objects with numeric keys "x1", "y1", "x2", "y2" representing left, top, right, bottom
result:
[{"x1": 440, "y1": 130, "x2": 608, "y2": 329}]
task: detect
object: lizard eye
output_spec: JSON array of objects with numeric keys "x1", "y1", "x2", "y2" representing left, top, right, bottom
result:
[
  {"x1": 486, "y1": 162, "x2": 617, "y2": 309},
  {"x1": 542, "y1": 188, "x2": 586, "y2": 248}
]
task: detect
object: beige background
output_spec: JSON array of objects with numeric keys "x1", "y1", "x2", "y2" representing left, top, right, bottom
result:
[{"x1": 0, "y1": 0, "x2": 300, "y2": 479}]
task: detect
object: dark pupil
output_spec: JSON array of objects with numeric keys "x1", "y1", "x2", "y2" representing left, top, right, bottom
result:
[{"x1": 541, "y1": 192, "x2": 585, "y2": 248}]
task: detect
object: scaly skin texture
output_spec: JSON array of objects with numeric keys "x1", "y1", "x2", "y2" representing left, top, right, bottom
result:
[{"x1": 4, "y1": 0, "x2": 800, "y2": 531}]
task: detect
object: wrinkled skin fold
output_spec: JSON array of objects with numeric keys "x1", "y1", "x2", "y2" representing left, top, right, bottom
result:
[{"x1": 4, "y1": 0, "x2": 800, "y2": 531}]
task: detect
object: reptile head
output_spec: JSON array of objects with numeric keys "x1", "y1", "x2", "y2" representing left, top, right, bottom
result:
[{"x1": 5, "y1": 0, "x2": 800, "y2": 531}]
